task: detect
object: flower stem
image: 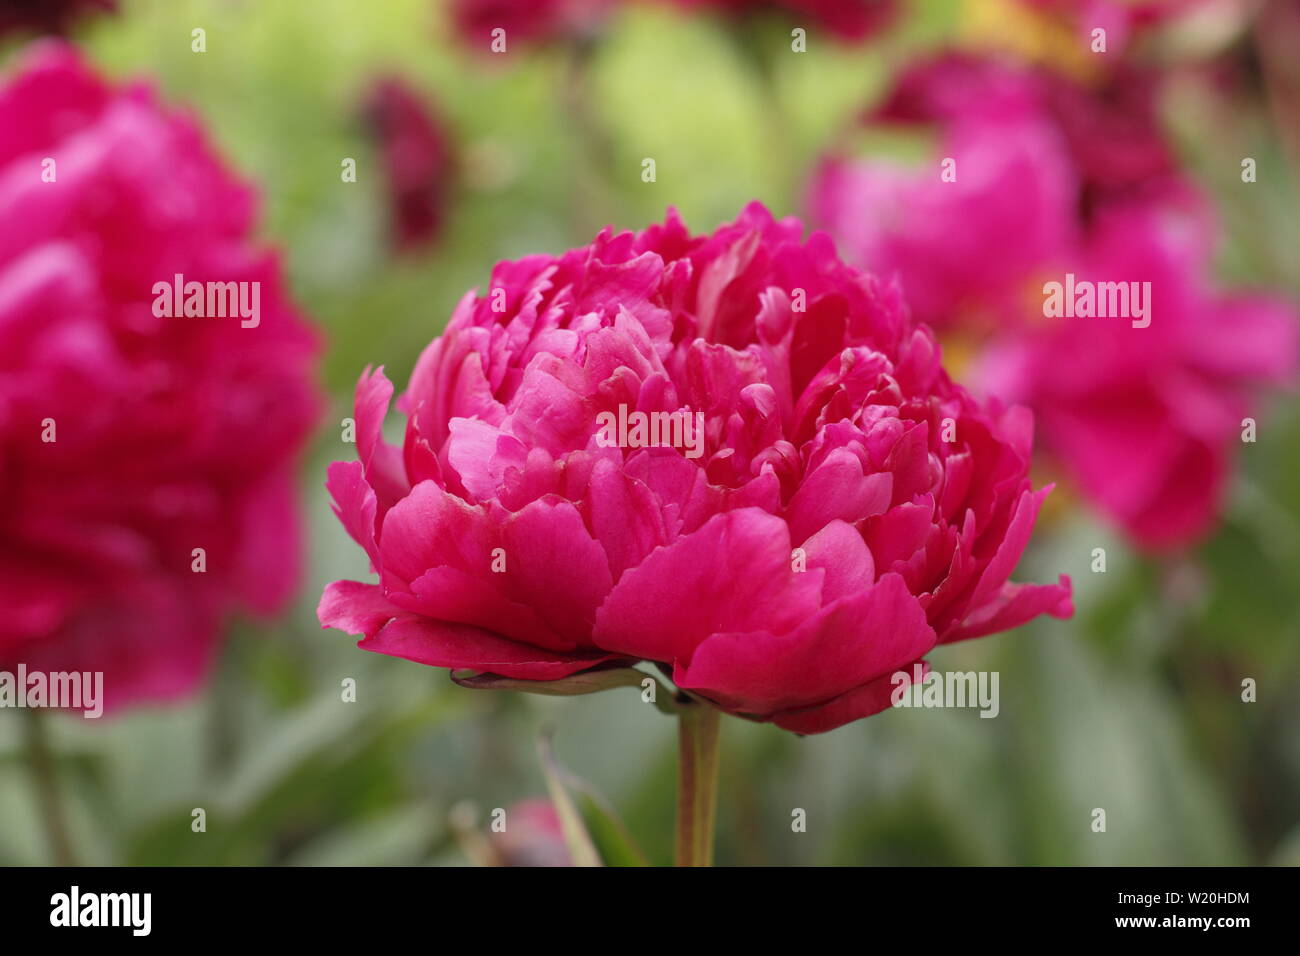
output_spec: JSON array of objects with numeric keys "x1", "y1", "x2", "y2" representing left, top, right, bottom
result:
[
  {"x1": 674, "y1": 700, "x2": 721, "y2": 867},
  {"x1": 23, "y1": 709, "x2": 77, "y2": 867},
  {"x1": 561, "y1": 36, "x2": 616, "y2": 240}
]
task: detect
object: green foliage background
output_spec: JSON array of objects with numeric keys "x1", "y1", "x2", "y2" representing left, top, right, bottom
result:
[{"x1": 0, "y1": 0, "x2": 1296, "y2": 866}]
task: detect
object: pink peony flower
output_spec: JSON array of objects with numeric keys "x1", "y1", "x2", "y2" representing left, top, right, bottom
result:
[
  {"x1": 0, "y1": 43, "x2": 321, "y2": 710},
  {"x1": 818, "y1": 59, "x2": 1082, "y2": 336},
  {"x1": 362, "y1": 76, "x2": 453, "y2": 253},
  {"x1": 810, "y1": 54, "x2": 1298, "y2": 551},
  {"x1": 977, "y1": 198, "x2": 1297, "y2": 549},
  {"x1": 318, "y1": 202, "x2": 1071, "y2": 734}
]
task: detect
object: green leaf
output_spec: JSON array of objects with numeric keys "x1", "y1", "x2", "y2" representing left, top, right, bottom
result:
[
  {"x1": 536, "y1": 730, "x2": 603, "y2": 868},
  {"x1": 569, "y1": 781, "x2": 651, "y2": 867},
  {"x1": 534, "y1": 728, "x2": 651, "y2": 867}
]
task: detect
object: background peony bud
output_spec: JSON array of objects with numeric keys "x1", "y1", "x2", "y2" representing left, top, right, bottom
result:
[{"x1": 361, "y1": 76, "x2": 454, "y2": 254}]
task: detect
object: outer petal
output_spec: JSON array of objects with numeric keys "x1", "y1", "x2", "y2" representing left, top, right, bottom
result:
[
  {"x1": 326, "y1": 460, "x2": 380, "y2": 572},
  {"x1": 376, "y1": 479, "x2": 495, "y2": 589},
  {"x1": 675, "y1": 572, "x2": 935, "y2": 715},
  {"x1": 317, "y1": 579, "x2": 404, "y2": 636},
  {"x1": 320, "y1": 580, "x2": 620, "y2": 679},
  {"x1": 496, "y1": 496, "x2": 615, "y2": 648},
  {"x1": 770, "y1": 661, "x2": 930, "y2": 735},
  {"x1": 963, "y1": 485, "x2": 1051, "y2": 613},
  {"x1": 377, "y1": 481, "x2": 616, "y2": 651},
  {"x1": 942, "y1": 575, "x2": 1073, "y2": 644},
  {"x1": 359, "y1": 615, "x2": 619, "y2": 680},
  {"x1": 354, "y1": 366, "x2": 409, "y2": 514}
]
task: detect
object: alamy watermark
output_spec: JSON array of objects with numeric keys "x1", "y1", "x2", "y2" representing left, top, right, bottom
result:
[
  {"x1": 50, "y1": 886, "x2": 150, "y2": 936},
  {"x1": 595, "y1": 404, "x2": 705, "y2": 459},
  {"x1": 891, "y1": 665, "x2": 1000, "y2": 718},
  {"x1": 151, "y1": 273, "x2": 260, "y2": 328},
  {"x1": 0, "y1": 665, "x2": 103, "y2": 718},
  {"x1": 1043, "y1": 273, "x2": 1151, "y2": 328}
]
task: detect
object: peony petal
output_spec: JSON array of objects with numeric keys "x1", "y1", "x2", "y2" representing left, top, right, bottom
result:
[
  {"x1": 771, "y1": 661, "x2": 929, "y2": 734},
  {"x1": 675, "y1": 572, "x2": 935, "y2": 715},
  {"x1": 587, "y1": 457, "x2": 670, "y2": 583},
  {"x1": 354, "y1": 366, "x2": 409, "y2": 513},
  {"x1": 359, "y1": 614, "x2": 619, "y2": 680},
  {"x1": 786, "y1": 447, "x2": 893, "y2": 544},
  {"x1": 964, "y1": 486, "x2": 1051, "y2": 613},
  {"x1": 376, "y1": 479, "x2": 496, "y2": 588},
  {"x1": 317, "y1": 580, "x2": 403, "y2": 637},
  {"x1": 943, "y1": 575, "x2": 1073, "y2": 644},
  {"x1": 801, "y1": 519, "x2": 874, "y2": 602},
  {"x1": 497, "y1": 496, "x2": 615, "y2": 648},
  {"x1": 593, "y1": 509, "x2": 822, "y2": 663},
  {"x1": 326, "y1": 460, "x2": 381, "y2": 572}
]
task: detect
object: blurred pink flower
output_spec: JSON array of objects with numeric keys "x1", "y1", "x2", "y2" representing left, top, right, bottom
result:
[
  {"x1": 1014, "y1": 0, "x2": 1210, "y2": 53},
  {"x1": 318, "y1": 202, "x2": 1070, "y2": 734},
  {"x1": 0, "y1": 43, "x2": 321, "y2": 709},
  {"x1": 362, "y1": 76, "x2": 453, "y2": 253},
  {"x1": 870, "y1": 53, "x2": 1176, "y2": 215},
  {"x1": 810, "y1": 54, "x2": 1298, "y2": 551},
  {"x1": 979, "y1": 199, "x2": 1296, "y2": 549},
  {"x1": 489, "y1": 799, "x2": 572, "y2": 866}
]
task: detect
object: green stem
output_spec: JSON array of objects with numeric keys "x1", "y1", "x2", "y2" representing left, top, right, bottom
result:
[
  {"x1": 206, "y1": 628, "x2": 240, "y2": 777},
  {"x1": 23, "y1": 709, "x2": 77, "y2": 867},
  {"x1": 561, "y1": 36, "x2": 616, "y2": 239},
  {"x1": 674, "y1": 701, "x2": 722, "y2": 867}
]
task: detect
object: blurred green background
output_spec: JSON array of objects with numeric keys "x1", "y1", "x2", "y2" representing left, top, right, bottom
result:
[{"x1": 0, "y1": 0, "x2": 1297, "y2": 866}]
